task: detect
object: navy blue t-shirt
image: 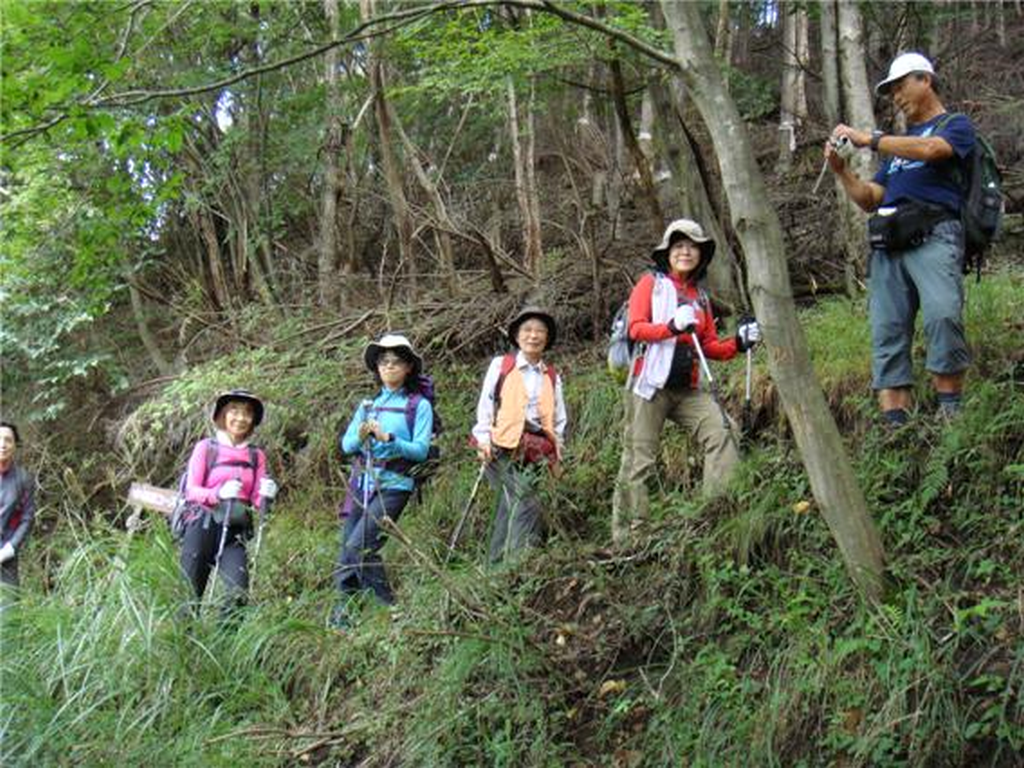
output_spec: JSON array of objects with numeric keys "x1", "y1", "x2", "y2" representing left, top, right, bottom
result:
[{"x1": 873, "y1": 113, "x2": 975, "y2": 213}]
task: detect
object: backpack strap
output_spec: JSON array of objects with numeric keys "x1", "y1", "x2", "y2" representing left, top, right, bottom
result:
[
  {"x1": 373, "y1": 397, "x2": 420, "y2": 441},
  {"x1": 492, "y1": 353, "x2": 518, "y2": 426},
  {"x1": 404, "y1": 393, "x2": 421, "y2": 438},
  {"x1": 204, "y1": 438, "x2": 218, "y2": 477},
  {"x1": 204, "y1": 439, "x2": 260, "y2": 502},
  {"x1": 932, "y1": 112, "x2": 970, "y2": 190},
  {"x1": 544, "y1": 362, "x2": 557, "y2": 390}
]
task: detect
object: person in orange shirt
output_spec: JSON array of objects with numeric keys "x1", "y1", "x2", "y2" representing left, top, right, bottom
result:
[
  {"x1": 611, "y1": 219, "x2": 760, "y2": 545},
  {"x1": 471, "y1": 307, "x2": 567, "y2": 564}
]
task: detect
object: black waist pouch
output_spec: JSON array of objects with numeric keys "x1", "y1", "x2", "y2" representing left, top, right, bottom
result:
[{"x1": 868, "y1": 201, "x2": 952, "y2": 253}]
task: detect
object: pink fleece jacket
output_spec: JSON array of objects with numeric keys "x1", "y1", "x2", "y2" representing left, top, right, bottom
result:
[{"x1": 184, "y1": 436, "x2": 267, "y2": 509}]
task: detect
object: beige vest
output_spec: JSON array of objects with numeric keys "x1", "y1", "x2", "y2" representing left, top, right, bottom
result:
[{"x1": 491, "y1": 363, "x2": 556, "y2": 450}]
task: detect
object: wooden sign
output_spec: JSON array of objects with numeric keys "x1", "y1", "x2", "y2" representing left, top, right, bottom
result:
[{"x1": 127, "y1": 482, "x2": 177, "y2": 516}]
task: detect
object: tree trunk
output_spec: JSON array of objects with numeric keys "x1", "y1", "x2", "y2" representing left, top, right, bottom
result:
[
  {"x1": 189, "y1": 202, "x2": 232, "y2": 311},
  {"x1": 836, "y1": 0, "x2": 876, "y2": 295},
  {"x1": 362, "y1": 0, "x2": 415, "y2": 288},
  {"x1": 507, "y1": 75, "x2": 543, "y2": 278},
  {"x1": 820, "y1": 0, "x2": 840, "y2": 127},
  {"x1": 393, "y1": 108, "x2": 456, "y2": 277},
  {"x1": 318, "y1": 0, "x2": 344, "y2": 308},
  {"x1": 777, "y1": 2, "x2": 808, "y2": 174},
  {"x1": 795, "y1": 5, "x2": 809, "y2": 123},
  {"x1": 128, "y1": 278, "x2": 176, "y2": 377},
  {"x1": 660, "y1": 0, "x2": 887, "y2": 602},
  {"x1": 714, "y1": 0, "x2": 731, "y2": 63},
  {"x1": 647, "y1": 75, "x2": 741, "y2": 307},
  {"x1": 609, "y1": 55, "x2": 663, "y2": 237}
]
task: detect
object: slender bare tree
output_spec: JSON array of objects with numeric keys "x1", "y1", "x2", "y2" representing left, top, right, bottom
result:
[{"x1": 660, "y1": 0, "x2": 887, "y2": 601}]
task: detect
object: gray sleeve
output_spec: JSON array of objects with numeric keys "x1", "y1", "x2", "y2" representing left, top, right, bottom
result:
[{"x1": 8, "y1": 470, "x2": 35, "y2": 550}]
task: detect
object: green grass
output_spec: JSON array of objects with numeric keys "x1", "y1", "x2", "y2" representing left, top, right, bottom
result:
[{"x1": 3, "y1": 274, "x2": 1022, "y2": 765}]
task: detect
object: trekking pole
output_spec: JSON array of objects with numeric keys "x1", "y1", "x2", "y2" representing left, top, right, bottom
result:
[
  {"x1": 360, "y1": 399, "x2": 375, "y2": 559},
  {"x1": 208, "y1": 499, "x2": 232, "y2": 608},
  {"x1": 742, "y1": 347, "x2": 754, "y2": 437},
  {"x1": 690, "y1": 334, "x2": 741, "y2": 452},
  {"x1": 446, "y1": 462, "x2": 487, "y2": 562},
  {"x1": 249, "y1": 496, "x2": 273, "y2": 589}
]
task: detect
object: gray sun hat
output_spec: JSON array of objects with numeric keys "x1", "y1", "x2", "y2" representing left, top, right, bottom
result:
[
  {"x1": 875, "y1": 52, "x2": 937, "y2": 96},
  {"x1": 651, "y1": 218, "x2": 716, "y2": 278},
  {"x1": 507, "y1": 306, "x2": 558, "y2": 350},
  {"x1": 363, "y1": 333, "x2": 423, "y2": 376},
  {"x1": 212, "y1": 389, "x2": 265, "y2": 428}
]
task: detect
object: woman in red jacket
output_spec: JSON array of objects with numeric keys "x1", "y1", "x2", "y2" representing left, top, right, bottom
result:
[{"x1": 611, "y1": 219, "x2": 760, "y2": 545}]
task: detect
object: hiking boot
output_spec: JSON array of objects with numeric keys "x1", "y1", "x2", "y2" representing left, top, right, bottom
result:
[{"x1": 329, "y1": 604, "x2": 352, "y2": 631}]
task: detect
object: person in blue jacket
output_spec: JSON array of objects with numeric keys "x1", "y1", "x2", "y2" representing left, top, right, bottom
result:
[{"x1": 332, "y1": 334, "x2": 433, "y2": 628}]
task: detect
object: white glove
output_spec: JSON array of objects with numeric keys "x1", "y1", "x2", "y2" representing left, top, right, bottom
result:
[
  {"x1": 671, "y1": 304, "x2": 697, "y2": 333},
  {"x1": 258, "y1": 477, "x2": 278, "y2": 500},
  {"x1": 737, "y1": 320, "x2": 761, "y2": 350},
  {"x1": 0, "y1": 542, "x2": 14, "y2": 563},
  {"x1": 217, "y1": 479, "x2": 243, "y2": 500}
]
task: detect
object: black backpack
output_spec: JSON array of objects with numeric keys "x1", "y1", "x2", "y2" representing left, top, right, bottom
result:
[
  {"x1": 169, "y1": 438, "x2": 259, "y2": 541},
  {"x1": 936, "y1": 113, "x2": 1004, "y2": 278}
]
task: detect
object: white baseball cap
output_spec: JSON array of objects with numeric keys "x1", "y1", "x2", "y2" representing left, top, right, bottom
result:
[{"x1": 875, "y1": 52, "x2": 937, "y2": 95}]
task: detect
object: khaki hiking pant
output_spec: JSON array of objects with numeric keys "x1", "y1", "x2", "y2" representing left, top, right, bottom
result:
[{"x1": 612, "y1": 387, "x2": 739, "y2": 544}]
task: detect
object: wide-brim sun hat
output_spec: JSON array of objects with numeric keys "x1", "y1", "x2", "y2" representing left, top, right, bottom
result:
[
  {"x1": 363, "y1": 333, "x2": 423, "y2": 377},
  {"x1": 875, "y1": 52, "x2": 937, "y2": 95},
  {"x1": 212, "y1": 389, "x2": 265, "y2": 428},
  {"x1": 507, "y1": 306, "x2": 558, "y2": 350},
  {"x1": 651, "y1": 218, "x2": 716, "y2": 277}
]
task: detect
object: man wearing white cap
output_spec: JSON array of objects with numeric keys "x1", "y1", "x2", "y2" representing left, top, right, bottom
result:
[{"x1": 825, "y1": 52, "x2": 976, "y2": 425}]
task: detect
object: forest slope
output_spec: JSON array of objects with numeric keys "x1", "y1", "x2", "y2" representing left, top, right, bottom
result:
[{"x1": 1, "y1": 274, "x2": 1022, "y2": 767}]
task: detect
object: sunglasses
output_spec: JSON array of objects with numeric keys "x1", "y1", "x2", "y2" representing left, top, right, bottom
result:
[{"x1": 378, "y1": 354, "x2": 409, "y2": 368}]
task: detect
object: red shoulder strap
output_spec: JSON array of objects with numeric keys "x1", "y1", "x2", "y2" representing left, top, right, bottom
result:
[
  {"x1": 493, "y1": 353, "x2": 517, "y2": 401},
  {"x1": 544, "y1": 363, "x2": 557, "y2": 389}
]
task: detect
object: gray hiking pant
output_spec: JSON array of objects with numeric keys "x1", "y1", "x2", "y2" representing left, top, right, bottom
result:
[
  {"x1": 869, "y1": 219, "x2": 969, "y2": 389},
  {"x1": 486, "y1": 452, "x2": 546, "y2": 564}
]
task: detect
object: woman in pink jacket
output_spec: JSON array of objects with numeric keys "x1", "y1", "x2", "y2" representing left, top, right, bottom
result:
[{"x1": 179, "y1": 390, "x2": 278, "y2": 615}]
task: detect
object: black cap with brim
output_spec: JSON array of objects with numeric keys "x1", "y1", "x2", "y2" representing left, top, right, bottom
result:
[
  {"x1": 212, "y1": 389, "x2": 265, "y2": 428},
  {"x1": 507, "y1": 306, "x2": 558, "y2": 349}
]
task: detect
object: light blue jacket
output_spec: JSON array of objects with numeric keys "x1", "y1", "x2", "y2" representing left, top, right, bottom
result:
[{"x1": 341, "y1": 387, "x2": 433, "y2": 493}]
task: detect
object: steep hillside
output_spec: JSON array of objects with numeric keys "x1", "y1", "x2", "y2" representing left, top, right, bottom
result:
[{"x1": 2, "y1": 275, "x2": 1021, "y2": 766}]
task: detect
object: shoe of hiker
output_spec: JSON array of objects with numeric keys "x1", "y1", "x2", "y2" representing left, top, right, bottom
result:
[
  {"x1": 178, "y1": 390, "x2": 276, "y2": 617},
  {"x1": 471, "y1": 306, "x2": 567, "y2": 565},
  {"x1": 0, "y1": 421, "x2": 36, "y2": 595},
  {"x1": 611, "y1": 219, "x2": 750, "y2": 546},
  {"x1": 333, "y1": 334, "x2": 434, "y2": 623}
]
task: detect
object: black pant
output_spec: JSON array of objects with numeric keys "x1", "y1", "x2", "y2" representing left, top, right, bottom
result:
[
  {"x1": 179, "y1": 516, "x2": 249, "y2": 613},
  {"x1": 335, "y1": 489, "x2": 411, "y2": 606},
  {"x1": 1, "y1": 557, "x2": 19, "y2": 589}
]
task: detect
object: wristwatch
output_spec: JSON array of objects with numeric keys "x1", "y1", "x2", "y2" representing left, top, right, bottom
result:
[{"x1": 870, "y1": 130, "x2": 885, "y2": 152}]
